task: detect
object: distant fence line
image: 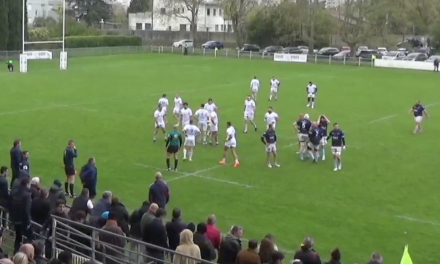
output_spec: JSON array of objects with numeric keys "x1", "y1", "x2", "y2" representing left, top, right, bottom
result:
[{"x1": 0, "y1": 46, "x2": 375, "y2": 67}]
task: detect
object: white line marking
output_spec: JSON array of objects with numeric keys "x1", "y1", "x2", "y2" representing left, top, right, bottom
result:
[
  {"x1": 425, "y1": 102, "x2": 439, "y2": 108},
  {"x1": 281, "y1": 143, "x2": 296, "y2": 149},
  {"x1": 396, "y1": 215, "x2": 440, "y2": 226},
  {"x1": 368, "y1": 114, "x2": 397, "y2": 124},
  {"x1": 192, "y1": 174, "x2": 253, "y2": 188}
]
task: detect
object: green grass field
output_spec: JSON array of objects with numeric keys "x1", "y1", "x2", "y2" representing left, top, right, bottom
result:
[{"x1": 1, "y1": 53, "x2": 439, "y2": 264}]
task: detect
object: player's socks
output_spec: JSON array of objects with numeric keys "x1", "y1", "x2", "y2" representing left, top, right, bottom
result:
[
  {"x1": 183, "y1": 149, "x2": 187, "y2": 159},
  {"x1": 309, "y1": 153, "x2": 315, "y2": 160},
  {"x1": 338, "y1": 160, "x2": 342, "y2": 170},
  {"x1": 244, "y1": 124, "x2": 248, "y2": 132},
  {"x1": 234, "y1": 159, "x2": 239, "y2": 167},
  {"x1": 189, "y1": 151, "x2": 193, "y2": 160},
  {"x1": 166, "y1": 158, "x2": 170, "y2": 169},
  {"x1": 64, "y1": 182, "x2": 69, "y2": 195},
  {"x1": 333, "y1": 160, "x2": 338, "y2": 170},
  {"x1": 69, "y1": 184, "x2": 75, "y2": 197},
  {"x1": 311, "y1": 102, "x2": 315, "y2": 108},
  {"x1": 174, "y1": 159, "x2": 178, "y2": 170}
]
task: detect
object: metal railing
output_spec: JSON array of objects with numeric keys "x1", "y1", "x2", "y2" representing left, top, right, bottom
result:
[{"x1": 0, "y1": 46, "x2": 374, "y2": 66}]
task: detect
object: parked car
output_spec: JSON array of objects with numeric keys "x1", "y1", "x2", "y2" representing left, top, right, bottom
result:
[
  {"x1": 201, "y1": 41, "x2": 224, "y2": 49},
  {"x1": 377, "y1": 47, "x2": 388, "y2": 55},
  {"x1": 241, "y1": 44, "x2": 260, "y2": 52},
  {"x1": 417, "y1": 47, "x2": 434, "y2": 56},
  {"x1": 381, "y1": 51, "x2": 406, "y2": 60},
  {"x1": 425, "y1": 55, "x2": 440, "y2": 62},
  {"x1": 397, "y1": 48, "x2": 409, "y2": 55},
  {"x1": 402, "y1": 52, "x2": 428, "y2": 61},
  {"x1": 317, "y1": 47, "x2": 340, "y2": 56},
  {"x1": 356, "y1": 50, "x2": 380, "y2": 59},
  {"x1": 297, "y1": 46, "x2": 309, "y2": 54},
  {"x1": 340, "y1": 46, "x2": 351, "y2": 52},
  {"x1": 332, "y1": 50, "x2": 351, "y2": 60},
  {"x1": 262, "y1": 46, "x2": 284, "y2": 54},
  {"x1": 172, "y1": 39, "x2": 194, "y2": 48},
  {"x1": 283, "y1": 47, "x2": 303, "y2": 54}
]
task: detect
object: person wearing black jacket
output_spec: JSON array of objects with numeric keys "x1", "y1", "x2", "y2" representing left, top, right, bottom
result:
[
  {"x1": 109, "y1": 197, "x2": 130, "y2": 236},
  {"x1": 129, "y1": 201, "x2": 150, "y2": 239},
  {"x1": 43, "y1": 200, "x2": 70, "y2": 259},
  {"x1": 11, "y1": 169, "x2": 30, "y2": 191},
  {"x1": 165, "y1": 208, "x2": 187, "y2": 251},
  {"x1": 19, "y1": 151, "x2": 30, "y2": 174},
  {"x1": 0, "y1": 166, "x2": 9, "y2": 228},
  {"x1": 9, "y1": 177, "x2": 32, "y2": 253},
  {"x1": 79, "y1": 158, "x2": 97, "y2": 199},
  {"x1": 69, "y1": 188, "x2": 92, "y2": 219},
  {"x1": 293, "y1": 237, "x2": 322, "y2": 264},
  {"x1": 31, "y1": 189, "x2": 51, "y2": 230},
  {"x1": 193, "y1": 222, "x2": 216, "y2": 261},
  {"x1": 324, "y1": 248, "x2": 341, "y2": 264},
  {"x1": 10, "y1": 140, "x2": 22, "y2": 189},
  {"x1": 148, "y1": 172, "x2": 169, "y2": 209},
  {"x1": 142, "y1": 208, "x2": 168, "y2": 263},
  {"x1": 48, "y1": 180, "x2": 66, "y2": 210}
]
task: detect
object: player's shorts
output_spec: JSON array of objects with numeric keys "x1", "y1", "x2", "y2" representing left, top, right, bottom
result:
[
  {"x1": 266, "y1": 143, "x2": 277, "y2": 152},
  {"x1": 184, "y1": 138, "x2": 195, "y2": 147},
  {"x1": 331, "y1": 147, "x2": 342, "y2": 155},
  {"x1": 210, "y1": 124, "x2": 218, "y2": 132},
  {"x1": 155, "y1": 122, "x2": 165, "y2": 128},
  {"x1": 414, "y1": 116, "x2": 423, "y2": 123},
  {"x1": 270, "y1": 87, "x2": 278, "y2": 93},
  {"x1": 266, "y1": 123, "x2": 276, "y2": 130},
  {"x1": 64, "y1": 166, "x2": 75, "y2": 176},
  {"x1": 308, "y1": 93, "x2": 316, "y2": 98},
  {"x1": 244, "y1": 112, "x2": 254, "y2": 120},
  {"x1": 167, "y1": 145, "x2": 179, "y2": 153},
  {"x1": 298, "y1": 133, "x2": 309, "y2": 142},
  {"x1": 173, "y1": 108, "x2": 180, "y2": 114},
  {"x1": 199, "y1": 122, "x2": 208, "y2": 131},
  {"x1": 251, "y1": 87, "x2": 259, "y2": 93},
  {"x1": 225, "y1": 139, "x2": 237, "y2": 148},
  {"x1": 307, "y1": 142, "x2": 319, "y2": 151},
  {"x1": 320, "y1": 137, "x2": 327, "y2": 146}
]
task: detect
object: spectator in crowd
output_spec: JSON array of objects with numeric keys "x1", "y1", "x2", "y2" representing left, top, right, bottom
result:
[
  {"x1": 293, "y1": 237, "x2": 322, "y2": 264},
  {"x1": 187, "y1": 223, "x2": 195, "y2": 233},
  {"x1": 129, "y1": 201, "x2": 150, "y2": 239},
  {"x1": 140, "y1": 203, "x2": 158, "y2": 235},
  {"x1": 79, "y1": 158, "x2": 98, "y2": 199},
  {"x1": 57, "y1": 251, "x2": 72, "y2": 264},
  {"x1": 0, "y1": 229, "x2": 7, "y2": 259},
  {"x1": 109, "y1": 197, "x2": 129, "y2": 236},
  {"x1": 166, "y1": 208, "x2": 187, "y2": 251},
  {"x1": 10, "y1": 140, "x2": 22, "y2": 189},
  {"x1": 11, "y1": 170, "x2": 30, "y2": 191},
  {"x1": 0, "y1": 259, "x2": 13, "y2": 264},
  {"x1": 324, "y1": 248, "x2": 341, "y2": 264},
  {"x1": 259, "y1": 238, "x2": 275, "y2": 264},
  {"x1": 69, "y1": 188, "x2": 93, "y2": 219},
  {"x1": 30, "y1": 178, "x2": 41, "y2": 200},
  {"x1": 236, "y1": 239, "x2": 261, "y2": 264},
  {"x1": 99, "y1": 212, "x2": 126, "y2": 264},
  {"x1": 173, "y1": 229, "x2": 201, "y2": 264},
  {"x1": 218, "y1": 225, "x2": 243, "y2": 264},
  {"x1": 148, "y1": 172, "x2": 169, "y2": 209},
  {"x1": 47, "y1": 259, "x2": 61, "y2": 264},
  {"x1": 206, "y1": 215, "x2": 221, "y2": 250},
  {"x1": 43, "y1": 200, "x2": 69, "y2": 259},
  {"x1": 260, "y1": 234, "x2": 278, "y2": 251},
  {"x1": 31, "y1": 240, "x2": 46, "y2": 264},
  {"x1": 142, "y1": 208, "x2": 168, "y2": 263},
  {"x1": 70, "y1": 211, "x2": 91, "y2": 256},
  {"x1": 82, "y1": 262, "x2": 96, "y2": 264},
  {"x1": 367, "y1": 252, "x2": 383, "y2": 264},
  {"x1": 193, "y1": 222, "x2": 216, "y2": 261},
  {"x1": 30, "y1": 189, "x2": 51, "y2": 231},
  {"x1": 18, "y1": 244, "x2": 35, "y2": 264},
  {"x1": 12, "y1": 252, "x2": 28, "y2": 264},
  {"x1": 270, "y1": 252, "x2": 285, "y2": 264},
  {"x1": 9, "y1": 177, "x2": 32, "y2": 253},
  {"x1": 95, "y1": 212, "x2": 108, "y2": 228},
  {"x1": 0, "y1": 166, "x2": 9, "y2": 229},
  {"x1": 48, "y1": 180, "x2": 66, "y2": 210},
  {"x1": 90, "y1": 191, "x2": 112, "y2": 223}
]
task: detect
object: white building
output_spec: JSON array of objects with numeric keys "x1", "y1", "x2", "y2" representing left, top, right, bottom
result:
[
  {"x1": 27, "y1": 0, "x2": 61, "y2": 24},
  {"x1": 128, "y1": 0, "x2": 233, "y2": 32}
]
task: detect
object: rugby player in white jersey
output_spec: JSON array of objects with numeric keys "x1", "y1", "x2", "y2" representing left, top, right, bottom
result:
[
  {"x1": 183, "y1": 120, "x2": 200, "y2": 161},
  {"x1": 153, "y1": 105, "x2": 166, "y2": 142},
  {"x1": 243, "y1": 95, "x2": 257, "y2": 133},
  {"x1": 306, "y1": 81, "x2": 318, "y2": 108},
  {"x1": 180, "y1": 102, "x2": 193, "y2": 128},
  {"x1": 204, "y1": 98, "x2": 218, "y2": 135},
  {"x1": 219, "y1": 121, "x2": 240, "y2": 167},
  {"x1": 173, "y1": 94, "x2": 183, "y2": 125},
  {"x1": 194, "y1": 104, "x2": 209, "y2": 144},
  {"x1": 209, "y1": 110, "x2": 219, "y2": 145},
  {"x1": 269, "y1": 77, "x2": 280, "y2": 101},
  {"x1": 264, "y1": 107, "x2": 279, "y2": 130},
  {"x1": 250, "y1": 76, "x2": 260, "y2": 101},
  {"x1": 158, "y1": 94, "x2": 169, "y2": 124}
]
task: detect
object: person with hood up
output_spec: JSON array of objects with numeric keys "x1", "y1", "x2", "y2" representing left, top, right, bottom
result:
[
  {"x1": 48, "y1": 180, "x2": 66, "y2": 210},
  {"x1": 293, "y1": 237, "x2": 322, "y2": 264},
  {"x1": 109, "y1": 197, "x2": 129, "y2": 236},
  {"x1": 218, "y1": 225, "x2": 243, "y2": 264},
  {"x1": 324, "y1": 248, "x2": 341, "y2": 264},
  {"x1": 173, "y1": 229, "x2": 201, "y2": 264}
]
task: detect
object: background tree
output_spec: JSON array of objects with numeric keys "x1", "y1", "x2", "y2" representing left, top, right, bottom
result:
[
  {"x1": 7, "y1": 0, "x2": 27, "y2": 50},
  {"x1": 127, "y1": 0, "x2": 151, "y2": 13},
  {"x1": 67, "y1": 0, "x2": 114, "y2": 26},
  {"x1": 0, "y1": 0, "x2": 9, "y2": 50}
]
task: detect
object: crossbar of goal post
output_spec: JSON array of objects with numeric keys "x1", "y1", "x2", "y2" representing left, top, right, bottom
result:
[{"x1": 20, "y1": 0, "x2": 67, "y2": 73}]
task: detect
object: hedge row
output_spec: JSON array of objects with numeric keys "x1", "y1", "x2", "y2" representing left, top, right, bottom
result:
[{"x1": 51, "y1": 35, "x2": 142, "y2": 48}]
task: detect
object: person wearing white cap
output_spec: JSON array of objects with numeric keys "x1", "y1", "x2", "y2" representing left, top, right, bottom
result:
[{"x1": 30, "y1": 177, "x2": 41, "y2": 199}]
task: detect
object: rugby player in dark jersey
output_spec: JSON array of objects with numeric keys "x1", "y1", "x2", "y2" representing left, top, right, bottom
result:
[
  {"x1": 409, "y1": 101, "x2": 429, "y2": 134},
  {"x1": 327, "y1": 123, "x2": 345, "y2": 171},
  {"x1": 317, "y1": 115, "x2": 330, "y2": 160},
  {"x1": 308, "y1": 122, "x2": 323, "y2": 162},
  {"x1": 294, "y1": 114, "x2": 311, "y2": 160}
]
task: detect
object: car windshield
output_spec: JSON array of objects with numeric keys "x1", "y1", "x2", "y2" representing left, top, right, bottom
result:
[{"x1": 386, "y1": 51, "x2": 399, "y2": 56}]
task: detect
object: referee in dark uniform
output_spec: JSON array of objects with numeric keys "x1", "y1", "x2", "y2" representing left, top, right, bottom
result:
[
  {"x1": 10, "y1": 140, "x2": 22, "y2": 189},
  {"x1": 63, "y1": 140, "x2": 78, "y2": 198}
]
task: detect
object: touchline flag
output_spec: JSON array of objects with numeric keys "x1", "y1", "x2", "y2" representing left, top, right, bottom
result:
[{"x1": 400, "y1": 245, "x2": 413, "y2": 264}]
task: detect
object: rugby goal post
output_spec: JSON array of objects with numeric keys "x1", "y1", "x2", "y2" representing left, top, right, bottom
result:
[{"x1": 20, "y1": 0, "x2": 67, "y2": 73}]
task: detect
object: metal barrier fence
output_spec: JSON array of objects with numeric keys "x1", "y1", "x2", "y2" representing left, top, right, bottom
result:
[
  {"x1": 0, "y1": 46, "x2": 374, "y2": 67},
  {"x1": 0, "y1": 207, "x2": 215, "y2": 264}
]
